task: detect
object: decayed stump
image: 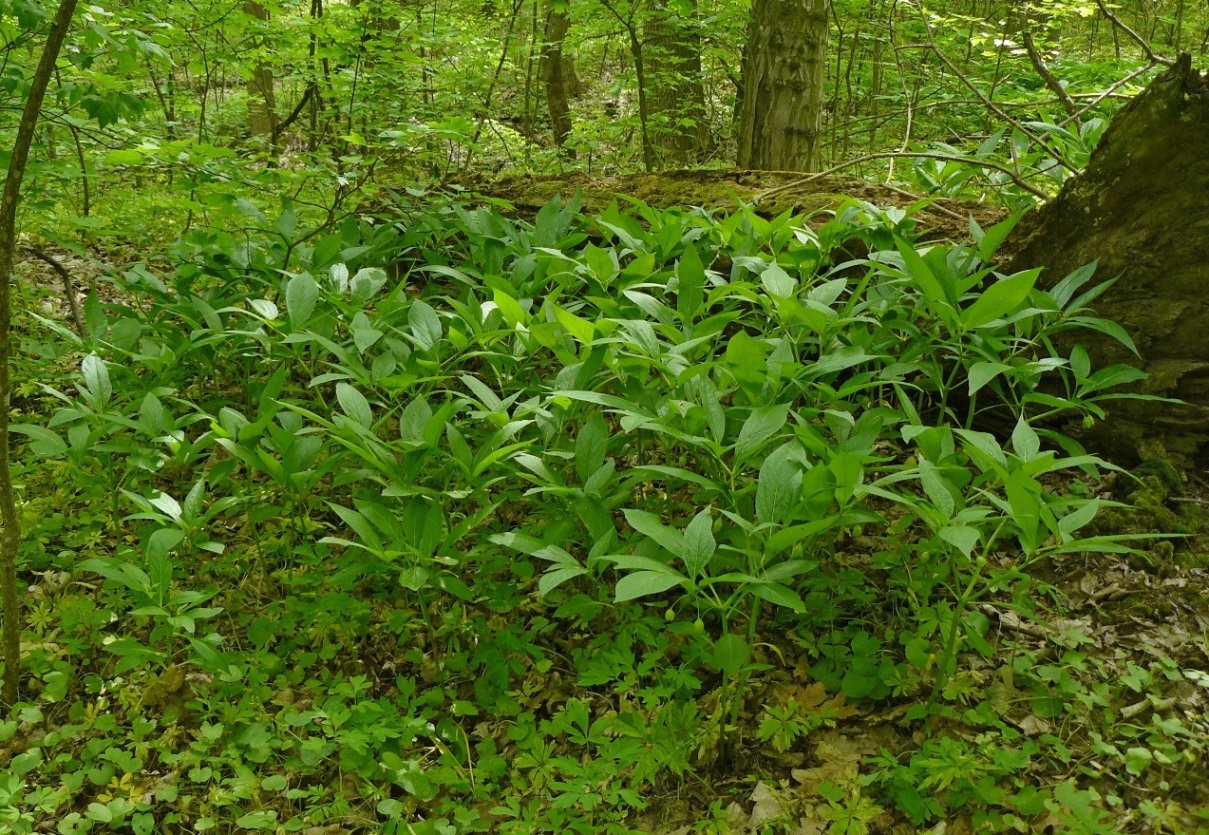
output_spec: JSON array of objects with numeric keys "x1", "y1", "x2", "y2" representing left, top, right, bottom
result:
[{"x1": 1007, "y1": 54, "x2": 1209, "y2": 462}]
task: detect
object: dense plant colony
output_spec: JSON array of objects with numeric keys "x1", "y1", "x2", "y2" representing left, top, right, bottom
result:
[
  {"x1": 3, "y1": 194, "x2": 1205, "y2": 831},
  {"x1": 0, "y1": 0, "x2": 1206, "y2": 830}
]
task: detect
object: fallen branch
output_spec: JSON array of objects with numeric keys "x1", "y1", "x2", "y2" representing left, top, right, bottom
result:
[{"x1": 25, "y1": 245, "x2": 88, "y2": 339}]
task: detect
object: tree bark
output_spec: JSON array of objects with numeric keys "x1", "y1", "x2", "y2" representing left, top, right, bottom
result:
[
  {"x1": 541, "y1": 2, "x2": 575, "y2": 154},
  {"x1": 1006, "y1": 54, "x2": 1209, "y2": 462},
  {"x1": 245, "y1": 0, "x2": 278, "y2": 139},
  {"x1": 643, "y1": 0, "x2": 711, "y2": 168},
  {"x1": 736, "y1": 0, "x2": 830, "y2": 172},
  {"x1": 0, "y1": 0, "x2": 80, "y2": 705}
]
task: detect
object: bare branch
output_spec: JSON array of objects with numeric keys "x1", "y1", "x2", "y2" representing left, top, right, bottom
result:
[
  {"x1": 25, "y1": 246, "x2": 88, "y2": 339},
  {"x1": 918, "y1": 4, "x2": 1078, "y2": 174},
  {"x1": 1094, "y1": 0, "x2": 1175, "y2": 66},
  {"x1": 1021, "y1": 4, "x2": 1078, "y2": 117}
]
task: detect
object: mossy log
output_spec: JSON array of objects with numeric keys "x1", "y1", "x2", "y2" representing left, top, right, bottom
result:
[
  {"x1": 1006, "y1": 55, "x2": 1209, "y2": 462},
  {"x1": 455, "y1": 168, "x2": 1001, "y2": 240}
]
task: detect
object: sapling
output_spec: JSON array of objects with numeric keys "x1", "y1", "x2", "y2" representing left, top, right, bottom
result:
[{"x1": 0, "y1": 0, "x2": 81, "y2": 704}]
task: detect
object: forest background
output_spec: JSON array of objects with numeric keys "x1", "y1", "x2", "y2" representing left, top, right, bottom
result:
[{"x1": 0, "y1": 0, "x2": 1207, "y2": 833}]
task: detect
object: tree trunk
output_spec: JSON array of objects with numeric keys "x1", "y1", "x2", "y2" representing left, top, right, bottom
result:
[
  {"x1": 245, "y1": 0, "x2": 278, "y2": 139},
  {"x1": 643, "y1": 0, "x2": 711, "y2": 168},
  {"x1": 541, "y1": 3, "x2": 575, "y2": 154},
  {"x1": 736, "y1": 0, "x2": 830, "y2": 172},
  {"x1": 1006, "y1": 54, "x2": 1209, "y2": 462},
  {"x1": 0, "y1": 0, "x2": 80, "y2": 706}
]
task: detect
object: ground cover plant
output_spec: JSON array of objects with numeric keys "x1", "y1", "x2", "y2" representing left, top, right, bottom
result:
[{"x1": 2, "y1": 192, "x2": 1207, "y2": 833}]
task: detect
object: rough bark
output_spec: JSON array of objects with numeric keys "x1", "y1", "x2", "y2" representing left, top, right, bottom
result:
[
  {"x1": 643, "y1": 0, "x2": 711, "y2": 167},
  {"x1": 1006, "y1": 54, "x2": 1209, "y2": 462},
  {"x1": 541, "y1": 3, "x2": 575, "y2": 154},
  {"x1": 736, "y1": 0, "x2": 830, "y2": 172}
]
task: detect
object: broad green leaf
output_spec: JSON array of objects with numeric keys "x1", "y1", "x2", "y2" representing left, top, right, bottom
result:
[
  {"x1": 628, "y1": 465, "x2": 721, "y2": 492},
  {"x1": 1006, "y1": 470, "x2": 1042, "y2": 551},
  {"x1": 575, "y1": 412, "x2": 609, "y2": 483},
  {"x1": 897, "y1": 238, "x2": 951, "y2": 309},
  {"x1": 554, "y1": 304, "x2": 595, "y2": 345},
  {"x1": 140, "y1": 392, "x2": 167, "y2": 431},
  {"x1": 150, "y1": 491, "x2": 183, "y2": 520},
  {"x1": 955, "y1": 428, "x2": 1008, "y2": 468},
  {"x1": 329, "y1": 263, "x2": 350, "y2": 292},
  {"x1": 760, "y1": 261, "x2": 796, "y2": 297},
  {"x1": 539, "y1": 566, "x2": 588, "y2": 595},
  {"x1": 607, "y1": 554, "x2": 683, "y2": 573},
  {"x1": 615, "y1": 571, "x2": 682, "y2": 602},
  {"x1": 286, "y1": 273, "x2": 320, "y2": 328},
  {"x1": 9, "y1": 424, "x2": 67, "y2": 457},
  {"x1": 975, "y1": 213, "x2": 1023, "y2": 263},
  {"x1": 147, "y1": 530, "x2": 179, "y2": 600},
  {"x1": 676, "y1": 245, "x2": 706, "y2": 322},
  {"x1": 623, "y1": 509, "x2": 684, "y2": 558},
  {"x1": 493, "y1": 288, "x2": 527, "y2": 325},
  {"x1": 81, "y1": 353, "x2": 112, "y2": 407},
  {"x1": 408, "y1": 300, "x2": 443, "y2": 350},
  {"x1": 800, "y1": 464, "x2": 838, "y2": 521},
  {"x1": 712, "y1": 633, "x2": 750, "y2": 676},
  {"x1": 1057, "y1": 498, "x2": 1100, "y2": 539},
  {"x1": 329, "y1": 504, "x2": 383, "y2": 551},
  {"x1": 724, "y1": 331, "x2": 768, "y2": 390},
  {"x1": 1070, "y1": 344, "x2": 1091, "y2": 380},
  {"x1": 734, "y1": 404, "x2": 790, "y2": 463},
  {"x1": 968, "y1": 361, "x2": 1011, "y2": 396},
  {"x1": 749, "y1": 582, "x2": 806, "y2": 613},
  {"x1": 400, "y1": 397, "x2": 433, "y2": 444},
  {"x1": 182, "y1": 478, "x2": 206, "y2": 520},
  {"x1": 1011, "y1": 418, "x2": 1041, "y2": 461},
  {"x1": 336, "y1": 383, "x2": 373, "y2": 427},
  {"x1": 352, "y1": 322, "x2": 384, "y2": 354},
  {"x1": 939, "y1": 525, "x2": 980, "y2": 557},
  {"x1": 104, "y1": 148, "x2": 143, "y2": 165},
  {"x1": 235, "y1": 810, "x2": 278, "y2": 829},
  {"x1": 1124, "y1": 747, "x2": 1153, "y2": 776},
  {"x1": 350, "y1": 267, "x2": 388, "y2": 303},
  {"x1": 917, "y1": 459, "x2": 956, "y2": 519},
  {"x1": 962, "y1": 269, "x2": 1039, "y2": 329},
  {"x1": 681, "y1": 508, "x2": 715, "y2": 577},
  {"x1": 1082, "y1": 363, "x2": 1148, "y2": 393},
  {"x1": 757, "y1": 443, "x2": 802, "y2": 524},
  {"x1": 1049, "y1": 261, "x2": 1099, "y2": 308}
]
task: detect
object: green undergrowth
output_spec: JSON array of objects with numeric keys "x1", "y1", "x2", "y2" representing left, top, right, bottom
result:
[{"x1": 3, "y1": 194, "x2": 1207, "y2": 833}]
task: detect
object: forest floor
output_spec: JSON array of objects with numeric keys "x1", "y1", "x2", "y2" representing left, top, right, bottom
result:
[{"x1": 5, "y1": 185, "x2": 1209, "y2": 835}]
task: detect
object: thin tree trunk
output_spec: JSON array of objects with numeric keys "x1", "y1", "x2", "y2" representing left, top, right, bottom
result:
[
  {"x1": 736, "y1": 0, "x2": 830, "y2": 172},
  {"x1": 541, "y1": 2, "x2": 574, "y2": 154},
  {"x1": 642, "y1": 0, "x2": 711, "y2": 168},
  {"x1": 0, "y1": 0, "x2": 80, "y2": 706},
  {"x1": 245, "y1": 0, "x2": 278, "y2": 139}
]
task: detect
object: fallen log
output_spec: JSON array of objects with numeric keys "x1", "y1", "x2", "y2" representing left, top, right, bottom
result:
[
  {"x1": 452, "y1": 168, "x2": 1003, "y2": 241},
  {"x1": 1006, "y1": 54, "x2": 1209, "y2": 463}
]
